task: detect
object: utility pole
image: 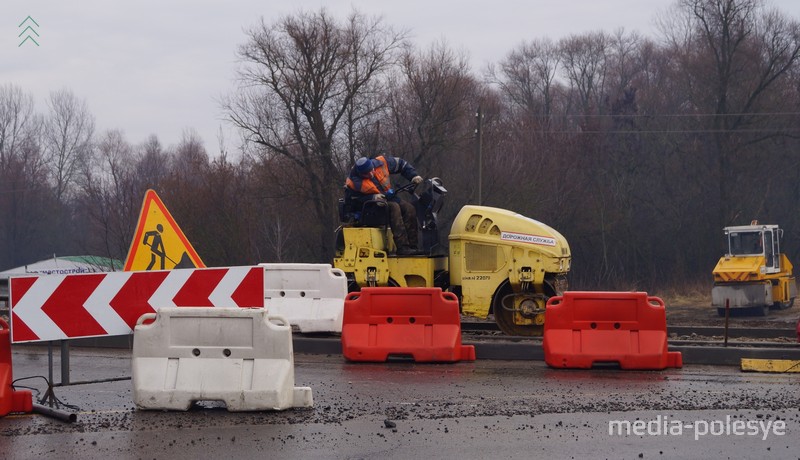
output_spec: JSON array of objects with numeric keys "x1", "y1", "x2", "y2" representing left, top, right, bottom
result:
[{"x1": 476, "y1": 106, "x2": 484, "y2": 205}]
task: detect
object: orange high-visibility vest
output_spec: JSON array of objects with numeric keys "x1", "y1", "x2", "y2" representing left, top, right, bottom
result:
[{"x1": 345, "y1": 156, "x2": 392, "y2": 195}]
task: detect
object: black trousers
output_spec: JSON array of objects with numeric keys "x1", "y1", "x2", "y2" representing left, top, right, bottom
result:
[{"x1": 387, "y1": 200, "x2": 418, "y2": 248}]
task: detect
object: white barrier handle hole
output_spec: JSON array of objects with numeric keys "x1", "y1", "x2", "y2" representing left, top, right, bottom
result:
[
  {"x1": 136, "y1": 313, "x2": 158, "y2": 326},
  {"x1": 223, "y1": 349, "x2": 231, "y2": 357},
  {"x1": 268, "y1": 317, "x2": 287, "y2": 326},
  {"x1": 192, "y1": 348, "x2": 201, "y2": 357},
  {"x1": 300, "y1": 291, "x2": 306, "y2": 297},
  {"x1": 280, "y1": 291, "x2": 286, "y2": 297}
]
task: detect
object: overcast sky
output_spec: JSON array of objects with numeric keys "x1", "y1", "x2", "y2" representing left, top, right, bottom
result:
[{"x1": 4, "y1": 0, "x2": 800, "y2": 156}]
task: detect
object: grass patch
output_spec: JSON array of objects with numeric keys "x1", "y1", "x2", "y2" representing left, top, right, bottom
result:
[{"x1": 652, "y1": 281, "x2": 712, "y2": 307}]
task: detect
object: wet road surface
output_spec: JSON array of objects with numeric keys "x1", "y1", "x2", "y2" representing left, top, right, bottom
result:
[{"x1": 1, "y1": 347, "x2": 799, "y2": 459}]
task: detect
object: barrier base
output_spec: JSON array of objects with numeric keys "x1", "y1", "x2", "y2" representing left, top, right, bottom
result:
[
  {"x1": 0, "y1": 389, "x2": 33, "y2": 416},
  {"x1": 1, "y1": 315, "x2": 34, "y2": 416},
  {"x1": 134, "y1": 357, "x2": 314, "y2": 411}
]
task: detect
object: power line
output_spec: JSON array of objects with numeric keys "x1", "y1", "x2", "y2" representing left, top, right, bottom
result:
[
  {"x1": 540, "y1": 128, "x2": 800, "y2": 134},
  {"x1": 512, "y1": 111, "x2": 800, "y2": 119}
]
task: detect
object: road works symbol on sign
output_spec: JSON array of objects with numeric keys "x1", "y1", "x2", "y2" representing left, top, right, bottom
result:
[{"x1": 124, "y1": 190, "x2": 205, "y2": 271}]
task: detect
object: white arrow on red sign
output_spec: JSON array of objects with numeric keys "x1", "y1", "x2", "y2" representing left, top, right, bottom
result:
[{"x1": 10, "y1": 266, "x2": 265, "y2": 343}]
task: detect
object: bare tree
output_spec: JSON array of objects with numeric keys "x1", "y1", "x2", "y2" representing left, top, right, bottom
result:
[
  {"x1": 559, "y1": 31, "x2": 611, "y2": 120},
  {"x1": 172, "y1": 129, "x2": 209, "y2": 185},
  {"x1": 42, "y1": 89, "x2": 95, "y2": 202},
  {"x1": 263, "y1": 214, "x2": 293, "y2": 263},
  {"x1": 606, "y1": 29, "x2": 649, "y2": 103},
  {"x1": 0, "y1": 84, "x2": 40, "y2": 171},
  {"x1": 0, "y1": 84, "x2": 57, "y2": 269},
  {"x1": 78, "y1": 130, "x2": 140, "y2": 261},
  {"x1": 136, "y1": 135, "x2": 170, "y2": 187},
  {"x1": 223, "y1": 8, "x2": 407, "y2": 260},
  {"x1": 385, "y1": 41, "x2": 477, "y2": 174},
  {"x1": 489, "y1": 38, "x2": 561, "y2": 121},
  {"x1": 661, "y1": 0, "x2": 800, "y2": 228},
  {"x1": 0, "y1": 138, "x2": 55, "y2": 269}
]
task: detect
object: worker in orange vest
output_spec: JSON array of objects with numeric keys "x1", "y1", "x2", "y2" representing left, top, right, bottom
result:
[{"x1": 345, "y1": 155, "x2": 424, "y2": 255}]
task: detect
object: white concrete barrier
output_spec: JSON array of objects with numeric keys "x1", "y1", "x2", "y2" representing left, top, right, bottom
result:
[
  {"x1": 259, "y1": 263, "x2": 346, "y2": 333},
  {"x1": 132, "y1": 307, "x2": 313, "y2": 411}
]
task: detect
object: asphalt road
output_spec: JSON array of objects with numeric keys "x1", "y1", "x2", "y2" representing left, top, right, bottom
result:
[{"x1": 1, "y1": 347, "x2": 799, "y2": 459}]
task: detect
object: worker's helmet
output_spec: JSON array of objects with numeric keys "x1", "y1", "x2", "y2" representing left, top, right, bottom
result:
[{"x1": 355, "y1": 157, "x2": 376, "y2": 175}]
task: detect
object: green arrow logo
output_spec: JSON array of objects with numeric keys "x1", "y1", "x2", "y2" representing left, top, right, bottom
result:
[{"x1": 18, "y1": 16, "x2": 40, "y2": 47}]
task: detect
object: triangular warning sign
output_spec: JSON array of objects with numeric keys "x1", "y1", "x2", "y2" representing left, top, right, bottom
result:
[{"x1": 124, "y1": 190, "x2": 206, "y2": 271}]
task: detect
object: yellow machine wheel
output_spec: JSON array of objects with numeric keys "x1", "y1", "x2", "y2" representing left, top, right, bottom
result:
[
  {"x1": 492, "y1": 281, "x2": 544, "y2": 337},
  {"x1": 773, "y1": 298, "x2": 795, "y2": 310}
]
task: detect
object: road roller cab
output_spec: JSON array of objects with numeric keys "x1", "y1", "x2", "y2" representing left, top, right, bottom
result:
[{"x1": 712, "y1": 222, "x2": 797, "y2": 316}]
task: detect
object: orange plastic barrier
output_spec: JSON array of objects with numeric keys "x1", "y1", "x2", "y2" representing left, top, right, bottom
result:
[
  {"x1": 543, "y1": 291, "x2": 682, "y2": 370},
  {"x1": 341, "y1": 287, "x2": 476, "y2": 362},
  {"x1": 0, "y1": 319, "x2": 32, "y2": 417}
]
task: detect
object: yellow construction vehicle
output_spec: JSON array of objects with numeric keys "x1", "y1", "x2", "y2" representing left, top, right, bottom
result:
[
  {"x1": 334, "y1": 178, "x2": 571, "y2": 336},
  {"x1": 712, "y1": 222, "x2": 797, "y2": 316}
]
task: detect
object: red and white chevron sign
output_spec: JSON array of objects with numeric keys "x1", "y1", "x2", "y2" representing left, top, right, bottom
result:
[{"x1": 10, "y1": 266, "x2": 264, "y2": 343}]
